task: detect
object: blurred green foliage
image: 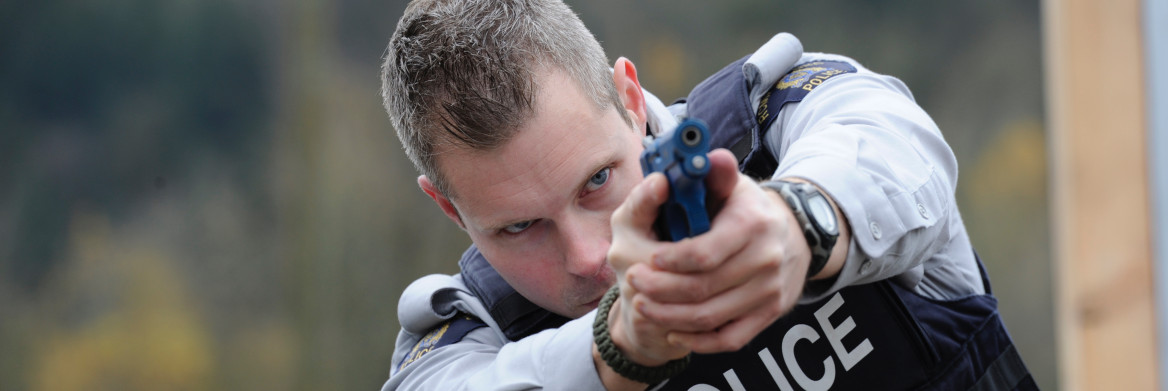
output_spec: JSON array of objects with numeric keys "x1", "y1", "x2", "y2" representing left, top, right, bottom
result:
[{"x1": 0, "y1": 0, "x2": 1052, "y2": 390}]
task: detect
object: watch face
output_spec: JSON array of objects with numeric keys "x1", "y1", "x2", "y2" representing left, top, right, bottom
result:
[{"x1": 806, "y1": 195, "x2": 838, "y2": 234}]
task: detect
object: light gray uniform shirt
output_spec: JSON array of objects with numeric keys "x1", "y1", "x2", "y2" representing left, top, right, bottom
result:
[{"x1": 382, "y1": 32, "x2": 982, "y2": 390}]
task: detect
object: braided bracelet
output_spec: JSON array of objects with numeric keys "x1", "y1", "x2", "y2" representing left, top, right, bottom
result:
[{"x1": 592, "y1": 285, "x2": 691, "y2": 384}]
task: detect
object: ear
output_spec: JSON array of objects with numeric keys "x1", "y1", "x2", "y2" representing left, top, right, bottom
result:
[
  {"x1": 612, "y1": 57, "x2": 649, "y2": 136},
  {"x1": 418, "y1": 175, "x2": 465, "y2": 230}
]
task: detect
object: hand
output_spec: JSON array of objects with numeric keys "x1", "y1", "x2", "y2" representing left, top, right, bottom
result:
[
  {"x1": 604, "y1": 172, "x2": 691, "y2": 366},
  {"x1": 625, "y1": 148, "x2": 812, "y2": 353}
]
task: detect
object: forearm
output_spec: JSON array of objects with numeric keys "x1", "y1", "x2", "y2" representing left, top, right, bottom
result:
[{"x1": 767, "y1": 73, "x2": 959, "y2": 301}]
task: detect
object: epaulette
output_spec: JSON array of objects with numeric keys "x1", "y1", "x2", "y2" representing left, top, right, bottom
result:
[{"x1": 396, "y1": 314, "x2": 488, "y2": 371}]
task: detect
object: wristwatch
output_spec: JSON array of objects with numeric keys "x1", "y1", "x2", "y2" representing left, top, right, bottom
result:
[{"x1": 761, "y1": 180, "x2": 839, "y2": 278}]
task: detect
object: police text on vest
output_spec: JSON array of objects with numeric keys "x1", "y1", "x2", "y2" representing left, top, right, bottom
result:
[{"x1": 684, "y1": 292, "x2": 874, "y2": 391}]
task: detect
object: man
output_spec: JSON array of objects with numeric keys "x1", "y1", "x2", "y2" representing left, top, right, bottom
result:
[{"x1": 380, "y1": 0, "x2": 1035, "y2": 389}]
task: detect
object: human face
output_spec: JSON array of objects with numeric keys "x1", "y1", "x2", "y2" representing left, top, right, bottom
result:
[{"x1": 436, "y1": 69, "x2": 646, "y2": 318}]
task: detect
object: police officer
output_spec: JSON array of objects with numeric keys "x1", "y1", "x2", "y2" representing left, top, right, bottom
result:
[{"x1": 380, "y1": 0, "x2": 1036, "y2": 389}]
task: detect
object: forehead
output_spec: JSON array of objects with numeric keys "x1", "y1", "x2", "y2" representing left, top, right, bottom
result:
[{"x1": 436, "y1": 69, "x2": 629, "y2": 226}]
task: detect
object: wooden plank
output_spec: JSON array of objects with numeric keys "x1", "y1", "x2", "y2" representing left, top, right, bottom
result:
[{"x1": 1042, "y1": 0, "x2": 1156, "y2": 389}]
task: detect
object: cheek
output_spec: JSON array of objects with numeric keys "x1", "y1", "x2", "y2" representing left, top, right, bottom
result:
[
  {"x1": 491, "y1": 249, "x2": 573, "y2": 311},
  {"x1": 470, "y1": 236, "x2": 566, "y2": 293}
]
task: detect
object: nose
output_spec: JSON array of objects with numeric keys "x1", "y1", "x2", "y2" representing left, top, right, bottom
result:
[{"x1": 559, "y1": 213, "x2": 612, "y2": 279}]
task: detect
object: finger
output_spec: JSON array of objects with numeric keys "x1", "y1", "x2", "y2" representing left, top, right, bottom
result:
[
  {"x1": 655, "y1": 181, "x2": 785, "y2": 273},
  {"x1": 611, "y1": 173, "x2": 668, "y2": 234},
  {"x1": 608, "y1": 175, "x2": 669, "y2": 271},
  {"x1": 653, "y1": 203, "x2": 755, "y2": 273},
  {"x1": 630, "y1": 247, "x2": 761, "y2": 304},
  {"x1": 704, "y1": 149, "x2": 740, "y2": 204},
  {"x1": 667, "y1": 312, "x2": 776, "y2": 354},
  {"x1": 633, "y1": 273, "x2": 782, "y2": 333},
  {"x1": 611, "y1": 284, "x2": 692, "y2": 364},
  {"x1": 629, "y1": 310, "x2": 692, "y2": 362}
]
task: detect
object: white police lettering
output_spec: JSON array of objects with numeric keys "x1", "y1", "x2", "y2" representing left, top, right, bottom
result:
[
  {"x1": 801, "y1": 69, "x2": 846, "y2": 92},
  {"x1": 759, "y1": 348, "x2": 795, "y2": 391},
  {"x1": 724, "y1": 369, "x2": 746, "y2": 391},
  {"x1": 814, "y1": 293, "x2": 874, "y2": 371},
  {"x1": 681, "y1": 292, "x2": 873, "y2": 390},
  {"x1": 783, "y1": 324, "x2": 834, "y2": 391}
]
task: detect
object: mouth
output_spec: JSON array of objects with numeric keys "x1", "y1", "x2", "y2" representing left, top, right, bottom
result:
[{"x1": 584, "y1": 293, "x2": 605, "y2": 309}]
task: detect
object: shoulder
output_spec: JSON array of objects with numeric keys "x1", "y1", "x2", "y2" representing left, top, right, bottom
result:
[
  {"x1": 777, "y1": 58, "x2": 860, "y2": 94},
  {"x1": 398, "y1": 273, "x2": 486, "y2": 333},
  {"x1": 756, "y1": 57, "x2": 861, "y2": 125},
  {"x1": 786, "y1": 53, "x2": 913, "y2": 102},
  {"x1": 396, "y1": 313, "x2": 489, "y2": 372},
  {"x1": 763, "y1": 53, "x2": 920, "y2": 127}
]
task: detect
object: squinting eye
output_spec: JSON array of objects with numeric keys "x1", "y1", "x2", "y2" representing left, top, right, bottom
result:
[
  {"x1": 585, "y1": 167, "x2": 611, "y2": 192},
  {"x1": 503, "y1": 220, "x2": 534, "y2": 234}
]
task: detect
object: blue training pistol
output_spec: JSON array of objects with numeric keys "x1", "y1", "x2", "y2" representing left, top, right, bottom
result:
[{"x1": 639, "y1": 118, "x2": 712, "y2": 241}]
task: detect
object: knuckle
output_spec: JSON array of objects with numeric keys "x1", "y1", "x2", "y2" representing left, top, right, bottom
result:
[
  {"x1": 641, "y1": 310, "x2": 665, "y2": 325},
  {"x1": 763, "y1": 300, "x2": 785, "y2": 320},
  {"x1": 746, "y1": 213, "x2": 768, "y2": 233},
  {"x1": 636, "y1": 301, "x2": 668, "y2": 325},
  {"x1": 722, "y1": 205, "x2": 747, "y2": 224},
  {"x1": 609, "y1": 213, "x2": 623, "y2": 229},
  {"x1": 630, "y1": 298, "x2": 654, "y2": 322},
  {"x1": 606, "y1": 246, "x2": 631, "y2": 269},
  {"x1": 765, "y1": 278, "x2": 784, "y2": 299},
  {"x1": 688, "y1": 247, "x2": 713, "y2": 269},
  {"x1": 760, "y1": 248, "x2": 783, "y2": 271},
  {"x1": 755, "y1": 289, "x2": 782, "y2": 314},
  {"x1": 688, "y1": 279, "x2": 711, "y2": 301},
  {"x1": 612, "y1": 202, "x2": 630, "y2": 221},
  {"x1": 635, "y1": 276, "x2": 661, "y2": 296},
  {"x1": 692, "y1": 309, "x2": 720, "y2": 330},
  {"x1": 774, "y1": 290, "x2": 798, "y2": 315}
]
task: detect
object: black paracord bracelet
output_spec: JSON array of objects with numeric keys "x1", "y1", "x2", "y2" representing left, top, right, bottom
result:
[{"x1": 593, "y1": 285, "x2": 691, "y2": 384}]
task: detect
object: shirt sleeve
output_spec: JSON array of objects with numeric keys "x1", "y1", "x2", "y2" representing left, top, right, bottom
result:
[
  {"x1": 383, "y1": 311, "x2": 604, "y2": 390},
  {"x1": 764, "y1": 68, "x2": 962, "y2": 303}
]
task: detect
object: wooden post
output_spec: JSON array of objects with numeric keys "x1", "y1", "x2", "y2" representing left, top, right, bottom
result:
[{"x1": 1042, "y1": 0, "x2": 1157, "y2": 389}]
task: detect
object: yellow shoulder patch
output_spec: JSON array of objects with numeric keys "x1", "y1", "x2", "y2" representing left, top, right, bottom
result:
[
  {"x1": 397, "y1": 315, "x2": 487, "y2": 371},
  {"x1": 756, "y1": 60, "x2": 858, "y2": 131}
]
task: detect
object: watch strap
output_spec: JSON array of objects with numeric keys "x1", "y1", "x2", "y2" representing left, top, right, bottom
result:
[{"x1": 761, "y1": 180, "x2": 836, "y2": 278}]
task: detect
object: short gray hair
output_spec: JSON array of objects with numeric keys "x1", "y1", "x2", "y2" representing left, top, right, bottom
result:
[{"x1": 381, "y1": 0, "x2": 628, "y2": 198}]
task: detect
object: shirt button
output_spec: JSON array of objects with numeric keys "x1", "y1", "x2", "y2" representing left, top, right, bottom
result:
[
  {"x1": 869, "y1": 221, "x2": 882, "y2": 240},
  {"x1": 860, "y1": 260, "x2": 874, "y2": 274},
  {"x1": 917, "y1": 203, "x2": 930, "y2": 219}
]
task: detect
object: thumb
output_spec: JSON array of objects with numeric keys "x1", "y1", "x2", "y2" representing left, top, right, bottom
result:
[
  {"x1": 704, "y1": 149, "x2": 741, "y2": 206},
  {"x1": 612, "y1": 173, "x2": 669, "y2": 235}
]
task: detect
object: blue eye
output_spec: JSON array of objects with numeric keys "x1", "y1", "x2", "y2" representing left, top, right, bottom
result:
[
  {"x1": 503, "y1": 220, "x2": 534, "y2": 234},
  {"x1": 585, "y1": 167, "x2": 611, "y2": 192}
]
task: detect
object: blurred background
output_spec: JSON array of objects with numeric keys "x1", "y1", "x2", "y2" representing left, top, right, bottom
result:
[{"x1": 0, "y1": 0, "x2": 1052, "y2": 390}]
